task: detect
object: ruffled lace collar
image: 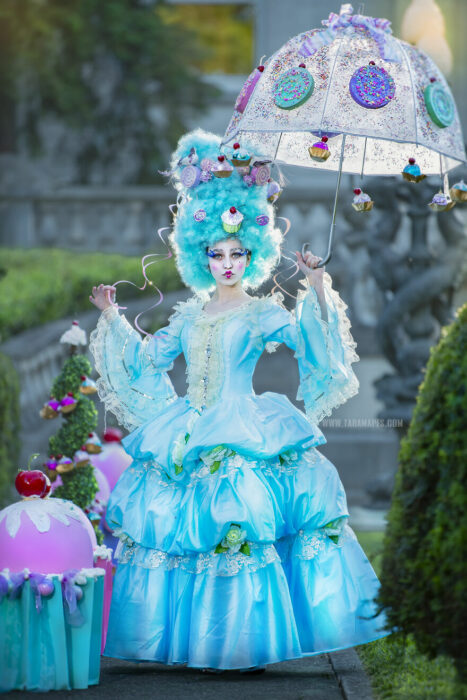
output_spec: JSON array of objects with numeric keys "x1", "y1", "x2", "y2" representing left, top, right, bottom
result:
[{"x1": 170, "y1": 291, "x2": 286, "y2": 324}]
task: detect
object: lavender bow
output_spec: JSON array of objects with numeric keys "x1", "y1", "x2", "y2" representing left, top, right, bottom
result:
[
  {"x1": 29, "y1": 573, "x2": 55, "y2": 612},
  {"x1": 61, "y1": 569, "x2": 85, "y2": 627},
  {"x1": 8, "y1": 572, "x2": 27, "y2": 600},
  {"x1": 299, "y1": 4, "x2": 400, "y2": 63}
]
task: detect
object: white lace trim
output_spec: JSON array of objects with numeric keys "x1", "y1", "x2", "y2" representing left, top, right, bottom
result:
[
  {"x1": 115, "y1": 538, "x2": 281, "y2": 577},
  {"x1": 112, "y1": 521, "x2": 354, "y2": 577},
  {"x1": 138, "y1": 445, "x2": 322, "y2": 489},
  {"x1": 295, "y1": 273, "x2": 360, "y2": 425}
]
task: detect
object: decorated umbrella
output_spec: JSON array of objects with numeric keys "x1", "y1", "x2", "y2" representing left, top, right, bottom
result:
[{"x1": 221, "y1": 3, "x2": 466, "y2": 267}]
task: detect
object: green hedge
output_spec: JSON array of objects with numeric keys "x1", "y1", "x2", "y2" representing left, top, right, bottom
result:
[
  {"x1": 375, "y1": 302, "x2": 467, "y2": 680},
  {"x1": 0, "y1": 247, "x2": 181, "y2": 343},
  {"x1": 0, "y1": 352, "x2": 20, "y2": 506},
  {"x1": 354, "y1": 531, "x2": 464, "y2": 699}
]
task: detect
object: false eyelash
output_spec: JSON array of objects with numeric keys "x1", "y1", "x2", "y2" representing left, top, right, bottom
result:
[{"x1": 206, "y1": 249, "x2": 248, "y2": 258}]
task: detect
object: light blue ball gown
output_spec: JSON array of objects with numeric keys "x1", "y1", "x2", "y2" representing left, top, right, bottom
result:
[{"x1": 89, "y1": 272, "x2": 390, "y2": 670}]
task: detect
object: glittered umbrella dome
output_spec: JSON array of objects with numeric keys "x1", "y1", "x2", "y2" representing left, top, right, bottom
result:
[{"x1": 223, "y1": 3, "x2": 465, "y2": 177}]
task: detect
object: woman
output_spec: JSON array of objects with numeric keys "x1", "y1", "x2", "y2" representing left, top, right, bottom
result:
[{"x1": 88, "y1": 129, "x2": 390, "y2": 672}]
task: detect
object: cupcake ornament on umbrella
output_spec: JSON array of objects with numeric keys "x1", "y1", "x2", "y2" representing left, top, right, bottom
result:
[
  {"x1": 450, "y1": 179, "x2": 467, "y2": 202},
  {"x1": 402, "y1": 158, "x2": 426, "y2": 183},
  {"x1": 352, "y1": 188, "x2": 374, "y2": 212},
  {"x1": 222, "y1": 3, "x2": 465, "y2": 269}
]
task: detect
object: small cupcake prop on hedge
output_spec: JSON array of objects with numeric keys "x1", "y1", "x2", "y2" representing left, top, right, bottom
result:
[
  {"x1": 450, "y1": 179, "x2": 467, "y2": 202},
  {"x1": 402, "y1": 157, "x2": 426, "y2": 183},
  {"x1": 352, "y1": 187, "x2": 374, "y2": 212},
  {"x1": 40, "y1": 321, "x2": 100, "y2": 535}
]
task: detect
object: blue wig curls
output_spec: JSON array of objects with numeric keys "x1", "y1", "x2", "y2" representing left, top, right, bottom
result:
[{"x1": 167, "y1": 129, "x2": 284, "y2": 293}]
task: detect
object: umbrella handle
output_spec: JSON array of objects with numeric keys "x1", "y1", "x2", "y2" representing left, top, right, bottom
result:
[{"x1": 301, "y1": 134, "x2": 346, "y2": 269}]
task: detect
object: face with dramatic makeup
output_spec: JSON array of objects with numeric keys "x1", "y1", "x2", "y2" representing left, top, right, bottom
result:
[{"x1": 206, "y1": 237, "x2": 251, "y2": 287}]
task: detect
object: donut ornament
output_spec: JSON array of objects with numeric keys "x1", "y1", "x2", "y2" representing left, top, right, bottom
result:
[
  {"x1": 424, "y1": 78, "x2": 455, "y2": 128},
  {"x1": 273, "y1": 64, "x2": 314, "y2": 110},
  {"x1": 349, "y1": 62, "x2": 395, "y2": 109}
]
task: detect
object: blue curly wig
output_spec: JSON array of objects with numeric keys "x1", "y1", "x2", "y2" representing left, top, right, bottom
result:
[{"x1": 167, "y1": 128, "x2": 284, "y2": 294}]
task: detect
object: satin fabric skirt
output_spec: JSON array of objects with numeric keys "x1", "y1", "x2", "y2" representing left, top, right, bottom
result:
[{"x1": 103, "y1": 444, "x2": 390, "y2": 669}]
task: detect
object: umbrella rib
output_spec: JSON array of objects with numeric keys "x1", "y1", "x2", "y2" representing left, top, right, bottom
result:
[
  {"x1": 318, "y1": 35, "x2": 345, "y2": 135},
  {"x1": 398, "y1": 40, "x2": 419, "y2": 149}
]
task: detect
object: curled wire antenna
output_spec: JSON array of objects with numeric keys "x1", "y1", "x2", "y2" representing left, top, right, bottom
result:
[{"x1": 108, "y1": 204, "x2": 176, "y2": 337}]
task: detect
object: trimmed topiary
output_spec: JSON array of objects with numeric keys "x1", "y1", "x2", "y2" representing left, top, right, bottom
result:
[{"x1": 376, "y1": 302, "x2": 467, "y2": 679}]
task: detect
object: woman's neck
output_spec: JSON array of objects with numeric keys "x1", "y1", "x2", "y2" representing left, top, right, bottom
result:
[{"x1": 209, "y1": 282, "x2": 251, "y2": 306}]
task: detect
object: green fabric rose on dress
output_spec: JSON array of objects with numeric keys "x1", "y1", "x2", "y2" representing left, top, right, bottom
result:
[
  {"x1": 322, "y1": 516, "x2": 347, "y2": 544},
  {"x1": 215, "y1": 523, "x2": 250, "y2": 555},
  {"x1": 172, "y1": 432, "x2": 190, "y2": 475},
  {"x1": 199, "y1": 444, "x2": 236, "y2": 474}
]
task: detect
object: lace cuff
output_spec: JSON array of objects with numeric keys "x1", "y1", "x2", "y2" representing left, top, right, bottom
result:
[{"x1": 294, "y1": 273, "x2": 360, "y2": 425}]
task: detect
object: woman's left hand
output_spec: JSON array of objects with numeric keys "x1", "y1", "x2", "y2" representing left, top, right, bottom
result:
[{"x1": 295, "y1": 250, "x2": 325, "y2": 288}]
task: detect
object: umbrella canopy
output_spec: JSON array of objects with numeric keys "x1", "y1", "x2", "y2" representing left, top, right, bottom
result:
[{"x1": 222, "y1": 3, "x2": 465, "y2": 177}]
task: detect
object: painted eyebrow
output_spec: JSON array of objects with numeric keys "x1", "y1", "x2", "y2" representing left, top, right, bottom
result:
[{"x1": 207, "y1": 248, "x2": 245, "y2": 253}]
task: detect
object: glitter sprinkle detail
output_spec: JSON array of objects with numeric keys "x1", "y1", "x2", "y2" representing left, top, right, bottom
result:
[
  {"x1": 349, "y1": 64, "x2": 395, "y2": 109},
  {"x1": 424, "y1": 82, "x2": 454, "y2": 128},
  {"x1": 273, "y1": 67, "x2": 315, "y2": 110}
]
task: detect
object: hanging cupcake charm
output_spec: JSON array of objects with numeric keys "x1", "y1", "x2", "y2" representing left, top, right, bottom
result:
[
  {"x1": 428, "y1": 191, "x2": 455, "y2": 212},
  {"x1": 352, "y1": 188, "x2": 374, "y2": 212},
  {"x1": 402, "y1": 158, "x2": 426, "y2": 183},
  {"x1": 450, "y1": 179, "x2": 467, "y2": 203},
  {"x1": 309, "y1": 136, "x2": 331, "y2": 162}
]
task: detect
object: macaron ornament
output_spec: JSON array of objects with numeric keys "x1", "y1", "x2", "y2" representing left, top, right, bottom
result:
[
  {"x1": 450, "y1": 179, "x2": 467, "y2": 203},
  {"x1": 212, "y1": 155, "x2": 234, "y2": 178},
  {"x1": 428, "y1": 190, "x2": 455, "y2": 212},
  {"x1": 309, "y1": 136, "x2": 331, "y2": 162},
  {"x1": 222, "y1": 206, "x2": 244, "y2": 234},
  {"x1": 352, "y1": 187, "x2": 374, "y2": 212},
  {"x1": 402, "y1": 158, "x2": 426, "y2": 183}
]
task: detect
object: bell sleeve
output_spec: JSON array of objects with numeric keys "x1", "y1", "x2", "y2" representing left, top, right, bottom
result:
[
  {"x1": 258, "y1": 272, "x2": 360, "y2": 425},
  {"x1": 89, "y1": 305, "x2": 182, "y2": 432}
]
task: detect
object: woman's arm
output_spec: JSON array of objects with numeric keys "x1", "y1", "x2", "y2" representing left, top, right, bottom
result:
[{"x1": 89, "y1": 286, "x2": 183, "y2": 432}]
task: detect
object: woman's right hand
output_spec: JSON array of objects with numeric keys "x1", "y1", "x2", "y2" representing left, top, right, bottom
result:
[{"x1": 89, "y1": 284, "x2": 117, "y2": 311}]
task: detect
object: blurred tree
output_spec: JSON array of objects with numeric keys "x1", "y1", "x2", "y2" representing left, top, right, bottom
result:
[{"x1": 0, "y1": 0, "x2": 217, "y2": 182}]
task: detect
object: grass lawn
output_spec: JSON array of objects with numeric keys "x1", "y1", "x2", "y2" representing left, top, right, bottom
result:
[
  {"x1": 353, "y1": 529, "x2": 463, "y2": 700},
  {"x1": 0, "y1": 247, "x2": 181, "y2": 342}
]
